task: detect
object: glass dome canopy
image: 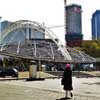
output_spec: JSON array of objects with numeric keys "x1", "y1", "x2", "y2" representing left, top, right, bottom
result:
[
  {"x1": 0, "y1": 20, "x2": 96, "y2": 63},
  {"x1": 0, "y1": 20, "x2": 45, "y2": 45}
]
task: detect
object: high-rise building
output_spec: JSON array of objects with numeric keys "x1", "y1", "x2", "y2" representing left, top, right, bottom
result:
[
  {"x1": 65, "y1": 4, "x2": 83, "y2": 47},
  {"x1": 92, "y1": 10, "x2": 100, "y2": 40}
]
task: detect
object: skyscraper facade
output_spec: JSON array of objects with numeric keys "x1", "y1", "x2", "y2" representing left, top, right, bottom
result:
[
  {"x1": 65, "y1": 4, "x2": 83, "y2": 47},
  {"x1": 92, "y1": 10, "x2": 100, "y2": 40}
]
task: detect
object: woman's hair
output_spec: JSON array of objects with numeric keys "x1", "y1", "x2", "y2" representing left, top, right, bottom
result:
[{"x1": 65, "y1": 64, "x2": 70, "y2": 70}]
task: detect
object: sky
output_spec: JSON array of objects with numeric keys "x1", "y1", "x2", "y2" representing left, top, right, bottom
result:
[{"x1": 0, "y1": 0, "x2": 100, "y2": 45}]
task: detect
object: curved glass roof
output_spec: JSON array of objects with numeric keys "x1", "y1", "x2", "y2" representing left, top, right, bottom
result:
[
  {"x1": 0, "y1": 20, "x2": 96, "y2": 63},
  {"x1": 0, "y1": 20, "x2": 45, "y2": 44}
]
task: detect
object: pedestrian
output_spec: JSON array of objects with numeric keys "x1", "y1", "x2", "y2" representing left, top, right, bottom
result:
[{"x1": 61, "y1": 64, "x2": 73, "y2": 99}]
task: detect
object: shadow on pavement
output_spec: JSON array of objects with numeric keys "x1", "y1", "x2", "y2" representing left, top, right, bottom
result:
[
  {"x1": 56, "y1": 97, "x2": 71, "y2": 100},
  {"x1": 83, "y1": 82, "x2": 100, "y2": 85}
]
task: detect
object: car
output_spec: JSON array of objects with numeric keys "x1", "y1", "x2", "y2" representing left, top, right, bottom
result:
[{"x1": 0, "y1": 67, "x2": 18, "y2": 77}]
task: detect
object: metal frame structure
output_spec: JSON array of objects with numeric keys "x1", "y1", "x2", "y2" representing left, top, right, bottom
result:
[
  {"x1": 0, "y1": 20, "x2": 96, "y2": 63},
  {"x1": 0, "y1": 20, "x2": 72, "y2": 61}
]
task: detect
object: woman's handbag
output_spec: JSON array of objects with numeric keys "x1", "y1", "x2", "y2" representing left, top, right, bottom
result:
[{"x1": 61, "y1": 78, "x2": 65, "y2": 85}]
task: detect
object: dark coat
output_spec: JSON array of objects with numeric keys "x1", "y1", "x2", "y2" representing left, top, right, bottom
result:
[{"x1": 62, "y1": 69, "x2": 73, "y2": 90}]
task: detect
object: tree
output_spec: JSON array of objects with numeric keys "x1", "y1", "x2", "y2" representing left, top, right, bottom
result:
[{"x1": 79, "y1": 40, "x2": 100, "y2": 57}]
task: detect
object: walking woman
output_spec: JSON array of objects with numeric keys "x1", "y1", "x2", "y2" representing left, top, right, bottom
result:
[{"x1": 61, "y1": 64, "x2": 73, "y2": 99}]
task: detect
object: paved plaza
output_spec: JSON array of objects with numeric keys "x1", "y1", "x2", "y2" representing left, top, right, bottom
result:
[{"x1": 0, "y1": 77, "x2": 100, "y2": 100}]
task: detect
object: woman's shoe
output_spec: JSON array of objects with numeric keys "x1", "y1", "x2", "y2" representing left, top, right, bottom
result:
[
  {"x1": 70, "y1": 92, "x2": 73, "y2": 98},
  {"x1": 65, "y1": 97, "x2": 71, "y2": 99}
]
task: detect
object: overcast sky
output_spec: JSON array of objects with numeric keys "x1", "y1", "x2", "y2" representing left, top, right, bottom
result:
[{"x1": 0, "y1": 0, "x2": 100, "y2": 44}]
